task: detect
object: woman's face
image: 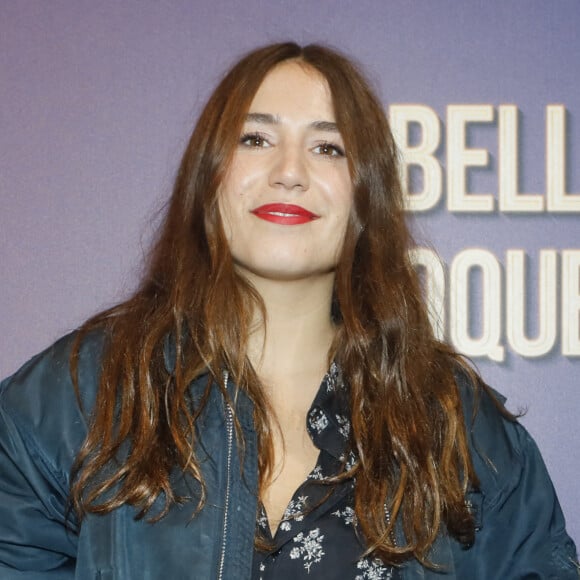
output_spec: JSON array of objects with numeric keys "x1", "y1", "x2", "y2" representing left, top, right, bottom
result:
[{"x1": 218, "y1": 61, "x2": 354, "y2": 284}]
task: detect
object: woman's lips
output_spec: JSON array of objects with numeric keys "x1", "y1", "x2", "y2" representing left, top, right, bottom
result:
[{"x1": 251, "y1": 203, "x2": 320, "y2": 225}]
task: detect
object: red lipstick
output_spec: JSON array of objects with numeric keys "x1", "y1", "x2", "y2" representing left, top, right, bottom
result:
[{"x1": 251, "y1": 203, "x2": 320, "y2": 225}]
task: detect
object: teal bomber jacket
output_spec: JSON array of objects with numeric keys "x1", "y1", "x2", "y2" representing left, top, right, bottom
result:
[{"x1": 0, "y1": 332, "x2": 578, "y2": 579}]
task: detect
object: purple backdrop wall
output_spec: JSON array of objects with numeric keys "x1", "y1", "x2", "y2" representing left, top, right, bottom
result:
[{"x1": 1, "y1": 1, "x2": 578, "y2": 541}]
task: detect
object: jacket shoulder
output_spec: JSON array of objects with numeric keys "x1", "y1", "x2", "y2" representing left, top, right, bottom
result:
[
  {"x1": 455, "y1": 372, "x2": 520, "y2": 507},
  {"x1": 0, "y1": 330, "x2": 106, "y2": 481},
  {"x1": 453, "y1": 371, "x2": 579, "y2": 577},
  {"x1": 1, "y1": 330, "x2": 105, "y2": 410}
]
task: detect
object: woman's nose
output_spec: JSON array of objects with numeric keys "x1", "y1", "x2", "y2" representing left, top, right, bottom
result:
[{"x1": 268, "y1": 143, "x2": 310, "y2": 191}]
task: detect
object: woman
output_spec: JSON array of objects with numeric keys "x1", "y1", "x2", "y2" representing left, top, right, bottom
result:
[{"x1": 0, "y1": 43, "x2": 577, "y2": 579}]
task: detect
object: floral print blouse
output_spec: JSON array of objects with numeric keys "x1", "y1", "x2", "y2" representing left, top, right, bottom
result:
[{"x1": 252, "y1": 363, "x2": 400, "y2": 579}]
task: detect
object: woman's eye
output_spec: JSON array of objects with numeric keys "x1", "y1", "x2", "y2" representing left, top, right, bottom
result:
[
  {"x1": 314, "y1": 142, "x2": 345, "y2": 157},
  {"x1": 240, "y1": 132, "x2": 269, "y2": 148}
]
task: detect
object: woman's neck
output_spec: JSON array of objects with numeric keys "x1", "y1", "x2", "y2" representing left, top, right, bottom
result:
[
  {"x1": 245, "y1": 272, "x2": 336, "y2": 397},
  {"x1": 242, "y1": 272, "x2": 336, "y2": 525}
]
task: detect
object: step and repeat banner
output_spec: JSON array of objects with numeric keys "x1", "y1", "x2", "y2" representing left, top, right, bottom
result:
[
  {"x1": 2, "y1": 1, "x2": 578, "y2": 541},
  {"x1": 400, "y1": 102, "x2": 579, "y2": 362}
]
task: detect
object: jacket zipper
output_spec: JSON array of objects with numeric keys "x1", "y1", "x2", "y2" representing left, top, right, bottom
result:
[
  {"x1": 217, "y1": 371, "x2": 234, "y2": 580},
  {"x1": 384, "y1": 503, "x2": 397, "y2": 547}
]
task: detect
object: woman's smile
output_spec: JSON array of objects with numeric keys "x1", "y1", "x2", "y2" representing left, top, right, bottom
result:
[{"x1": 251, "y1": 203, "x2": 320, "y2": 225}]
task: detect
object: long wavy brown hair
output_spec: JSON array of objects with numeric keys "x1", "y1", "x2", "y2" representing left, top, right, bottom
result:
[{"x1": 70, "y1": 42, "x2": 480, "y2": 566}]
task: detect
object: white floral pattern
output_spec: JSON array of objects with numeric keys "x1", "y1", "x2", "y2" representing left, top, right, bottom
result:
[
  {"x1": 279, "y1": 495, "x2": 308, "y2": 531},
  {"x1": 325, "y1": 361, "x2": 342, "y2": 392},
  {"x1": 336, "y1": 413, "x2": 351, "y2": 439},
  {"x1": 308, "y1": 407, "x2": 329, "y2": 434},
  {"x1": 307, "y1": 464, "x2": 324, "y2": 480},
  {"x1": 346, "y1": 451, "x2": 358, "y2": 471},
  {"x1": 257, "y1": 505, "x2": 269, "y2": 531},
  {"x1": 339, "y1": 450, "x2": 359, "y2": 472},
  {"x1": 355, "y1": 557, "x2": 394, "y2": 579},
  {"x1": 332, "y1": 505, "x2": 357, "y2": 526},
  {"x1": 289, "y1": 528, "x2": 325, "y2": 572}
]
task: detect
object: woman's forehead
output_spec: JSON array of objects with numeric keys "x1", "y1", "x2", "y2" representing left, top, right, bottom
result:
[{"x1": 246, "y1": 61, "x2": 335, "y2": 124}]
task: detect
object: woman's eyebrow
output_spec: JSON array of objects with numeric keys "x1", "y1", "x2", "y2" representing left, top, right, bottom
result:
[
  {"x1": 245, "y1": 113, "x2": 340, "y2": 134},
  {"x1": 245, "y1": 112, "x2": 277, "y2": 124},
  {"x1": 309, "y1": 120, "x2": 340, "y2": 133}
]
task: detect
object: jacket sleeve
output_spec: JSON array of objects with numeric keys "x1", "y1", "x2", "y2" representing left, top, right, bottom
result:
[
  {"x1": 0, "y1": 334, "x2": 96, "y2": 578},
  {"x1": 455, "y1": 383, "x2": 579, "y2": 579},
  {"x1": 0, "y1": 394, "x2": 77, "y2": 578}
]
